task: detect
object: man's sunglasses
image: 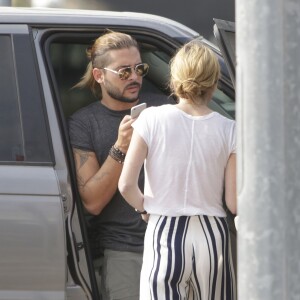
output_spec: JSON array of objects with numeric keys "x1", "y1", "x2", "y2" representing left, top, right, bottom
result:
[{"x1": 103, "y1": 63, "x2": 149, "y2": 80}]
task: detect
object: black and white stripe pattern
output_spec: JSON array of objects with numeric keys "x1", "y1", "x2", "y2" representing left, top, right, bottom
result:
[{"x1": 140, "y1": 215, "x2": 236, "y2": 300}]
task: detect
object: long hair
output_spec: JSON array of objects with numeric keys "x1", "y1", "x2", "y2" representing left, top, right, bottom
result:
[{"x1": 74, "y1": 31, "x2": 139, "y2": 98}]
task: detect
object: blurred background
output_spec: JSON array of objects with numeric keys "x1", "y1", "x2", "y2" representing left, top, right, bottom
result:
[{"x1": 1, "y1": 0, "x2": 235, "y2": 41}]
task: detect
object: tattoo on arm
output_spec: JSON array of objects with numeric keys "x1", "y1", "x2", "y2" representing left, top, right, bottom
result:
[
  {"x1": 92, "y1": 171, "x2": 109, "y2": 183},
  {"x1": 74, "y1": 148, "x2": 93, "y2": 169},
  {"x1": 73, "y1": 148, "x2": 111, "y2": 191},
  {"x1": 77, "y1": 174, "x2": 86, "y2": 189},
  {"x1": 73, "y1": 149, "x2": 94, "y2": 190}
]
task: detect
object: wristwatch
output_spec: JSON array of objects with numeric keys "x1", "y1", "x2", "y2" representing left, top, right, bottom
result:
[{"x1": 135, "y1": 208, "x2": 148, "y2": 215}]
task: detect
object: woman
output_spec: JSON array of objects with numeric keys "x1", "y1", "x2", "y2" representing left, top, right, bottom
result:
[{"x1": 118, "y1": 40, "x2": 236, "y2": 300}]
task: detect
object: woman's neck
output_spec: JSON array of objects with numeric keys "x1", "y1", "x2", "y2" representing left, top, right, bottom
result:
[{"x1": 176, "y1": 98, "x2": 213, "y2": 116}]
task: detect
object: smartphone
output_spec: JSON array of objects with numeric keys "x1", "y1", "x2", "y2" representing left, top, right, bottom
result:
[{"x1": 131, "y1": 102, "x2": 147, "y2": 118}]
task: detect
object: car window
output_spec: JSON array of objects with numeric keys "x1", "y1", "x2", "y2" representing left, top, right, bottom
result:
[
  {"x1": 49, "y1": 38, "x2": 173, "y2": 118},
  {"x1": 50, "y1": 42, "x2": 97, "y2": 118},
  {"x1": 211, "y1": 88, "x2": 235, "y2": 119},
  {"x1": 48, "y1": 33, "x2": 234, "y2": 121},
  {"x1": 0, "y1": 34, "x2": 52, "y2": 164},
  {"x1": 141, "y1": 48, "x2": 235, "y2": 119},
  {"x1": 213, "y1": 19, "x2": 236, "y2": 86}
]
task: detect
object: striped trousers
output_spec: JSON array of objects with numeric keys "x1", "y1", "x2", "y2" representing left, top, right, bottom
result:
[{"x1": 140, "y1": 215, "x2": 236, "y2": 300}]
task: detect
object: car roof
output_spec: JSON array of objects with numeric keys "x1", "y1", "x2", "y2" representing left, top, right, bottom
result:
[{"x1": 0, "y1": 7, "x2": 200, "y2": 41}]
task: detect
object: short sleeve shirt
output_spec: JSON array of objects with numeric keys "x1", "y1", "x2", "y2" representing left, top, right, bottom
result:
[{"x1": 133, "y1": 105, "x2": 236, "y2": 217}]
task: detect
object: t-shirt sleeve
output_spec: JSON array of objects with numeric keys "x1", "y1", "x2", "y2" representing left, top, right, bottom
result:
[
  {"x1": 228, "y1": 121, "x2": 236, "y2": 154},
  {"x1": 68, "y1": 114, "x2": 94, "y2": 152}
]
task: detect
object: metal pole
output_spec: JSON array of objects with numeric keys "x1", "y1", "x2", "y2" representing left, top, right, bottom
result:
[
  {"x1": 0, "y1": 0, "x2": 11, "y2": 6},
  {"x1": 236, "y1": 0, "x2": 300, "y2": 299}
]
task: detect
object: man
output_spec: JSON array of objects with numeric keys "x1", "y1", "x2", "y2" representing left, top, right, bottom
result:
[{"x1": 68, "y1": 31, "x2": 169, "y2": 300}]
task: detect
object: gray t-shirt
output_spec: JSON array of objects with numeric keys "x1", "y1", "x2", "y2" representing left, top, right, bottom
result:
[{"x1": 68, "y1": 94, "x2": 172, "y2": 258}]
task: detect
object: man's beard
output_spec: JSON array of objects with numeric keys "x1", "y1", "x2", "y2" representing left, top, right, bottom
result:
[{"x1": 105, "y1": 80, "x2": 141, "y2": 103}]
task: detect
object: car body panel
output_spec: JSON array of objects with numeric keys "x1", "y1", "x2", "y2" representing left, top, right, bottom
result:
[{"x1": 0, "y1": 166, "x2": 66, "y2": 299}]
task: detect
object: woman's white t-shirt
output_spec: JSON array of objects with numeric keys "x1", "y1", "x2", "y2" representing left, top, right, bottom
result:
[{"x1": 132, "y1": 104, "x2": 236, "y2": 217}]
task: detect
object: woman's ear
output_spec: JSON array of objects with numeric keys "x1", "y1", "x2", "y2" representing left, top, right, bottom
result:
[{"x1": 93, "y1": 67, "x2": 104, "y2": 83}]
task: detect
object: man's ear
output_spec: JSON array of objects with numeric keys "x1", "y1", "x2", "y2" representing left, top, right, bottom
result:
[{"x1": 93, "y1": 67, "x2": 104, "y2": 83}]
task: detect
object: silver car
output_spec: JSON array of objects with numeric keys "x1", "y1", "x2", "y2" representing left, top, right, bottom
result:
[{"x1": 0, "y1": 7, "x2": 235, "y2": 300}]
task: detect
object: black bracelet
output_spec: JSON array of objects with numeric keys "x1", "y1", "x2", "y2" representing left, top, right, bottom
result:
[
  {"x1": 109, "y1": 145, "x2": 126, "y2": 164},
  {"x1": 135, "y1": 208, "x2": 148, "y2": 214}
]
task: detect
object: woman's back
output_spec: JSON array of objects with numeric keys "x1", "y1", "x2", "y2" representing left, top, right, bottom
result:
[{"x1": 133, "y1": 104, "x2": 236, "y2": 216}]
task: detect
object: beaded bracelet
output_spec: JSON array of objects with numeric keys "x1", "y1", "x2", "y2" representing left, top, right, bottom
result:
[{"x1": 109, "y1": 145, "x2": 126, "y2": 164}]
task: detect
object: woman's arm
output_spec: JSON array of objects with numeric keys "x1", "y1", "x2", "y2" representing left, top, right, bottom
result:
[
  {"x1": 118, "y1": 130, "x2": 148, "y2": 212},
  {"x1": 225, "y1": 153, "x2": 237, "y2": 215}
]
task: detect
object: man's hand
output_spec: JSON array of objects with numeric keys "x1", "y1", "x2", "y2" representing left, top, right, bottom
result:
[{"x1": 115, "y1": 115, "x2": 135, "y2": 153}]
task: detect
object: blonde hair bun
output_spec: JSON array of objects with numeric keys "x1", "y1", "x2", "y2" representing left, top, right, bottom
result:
[{"x1": 170, "y1": 41, "x2": 220, "y2": 102}]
